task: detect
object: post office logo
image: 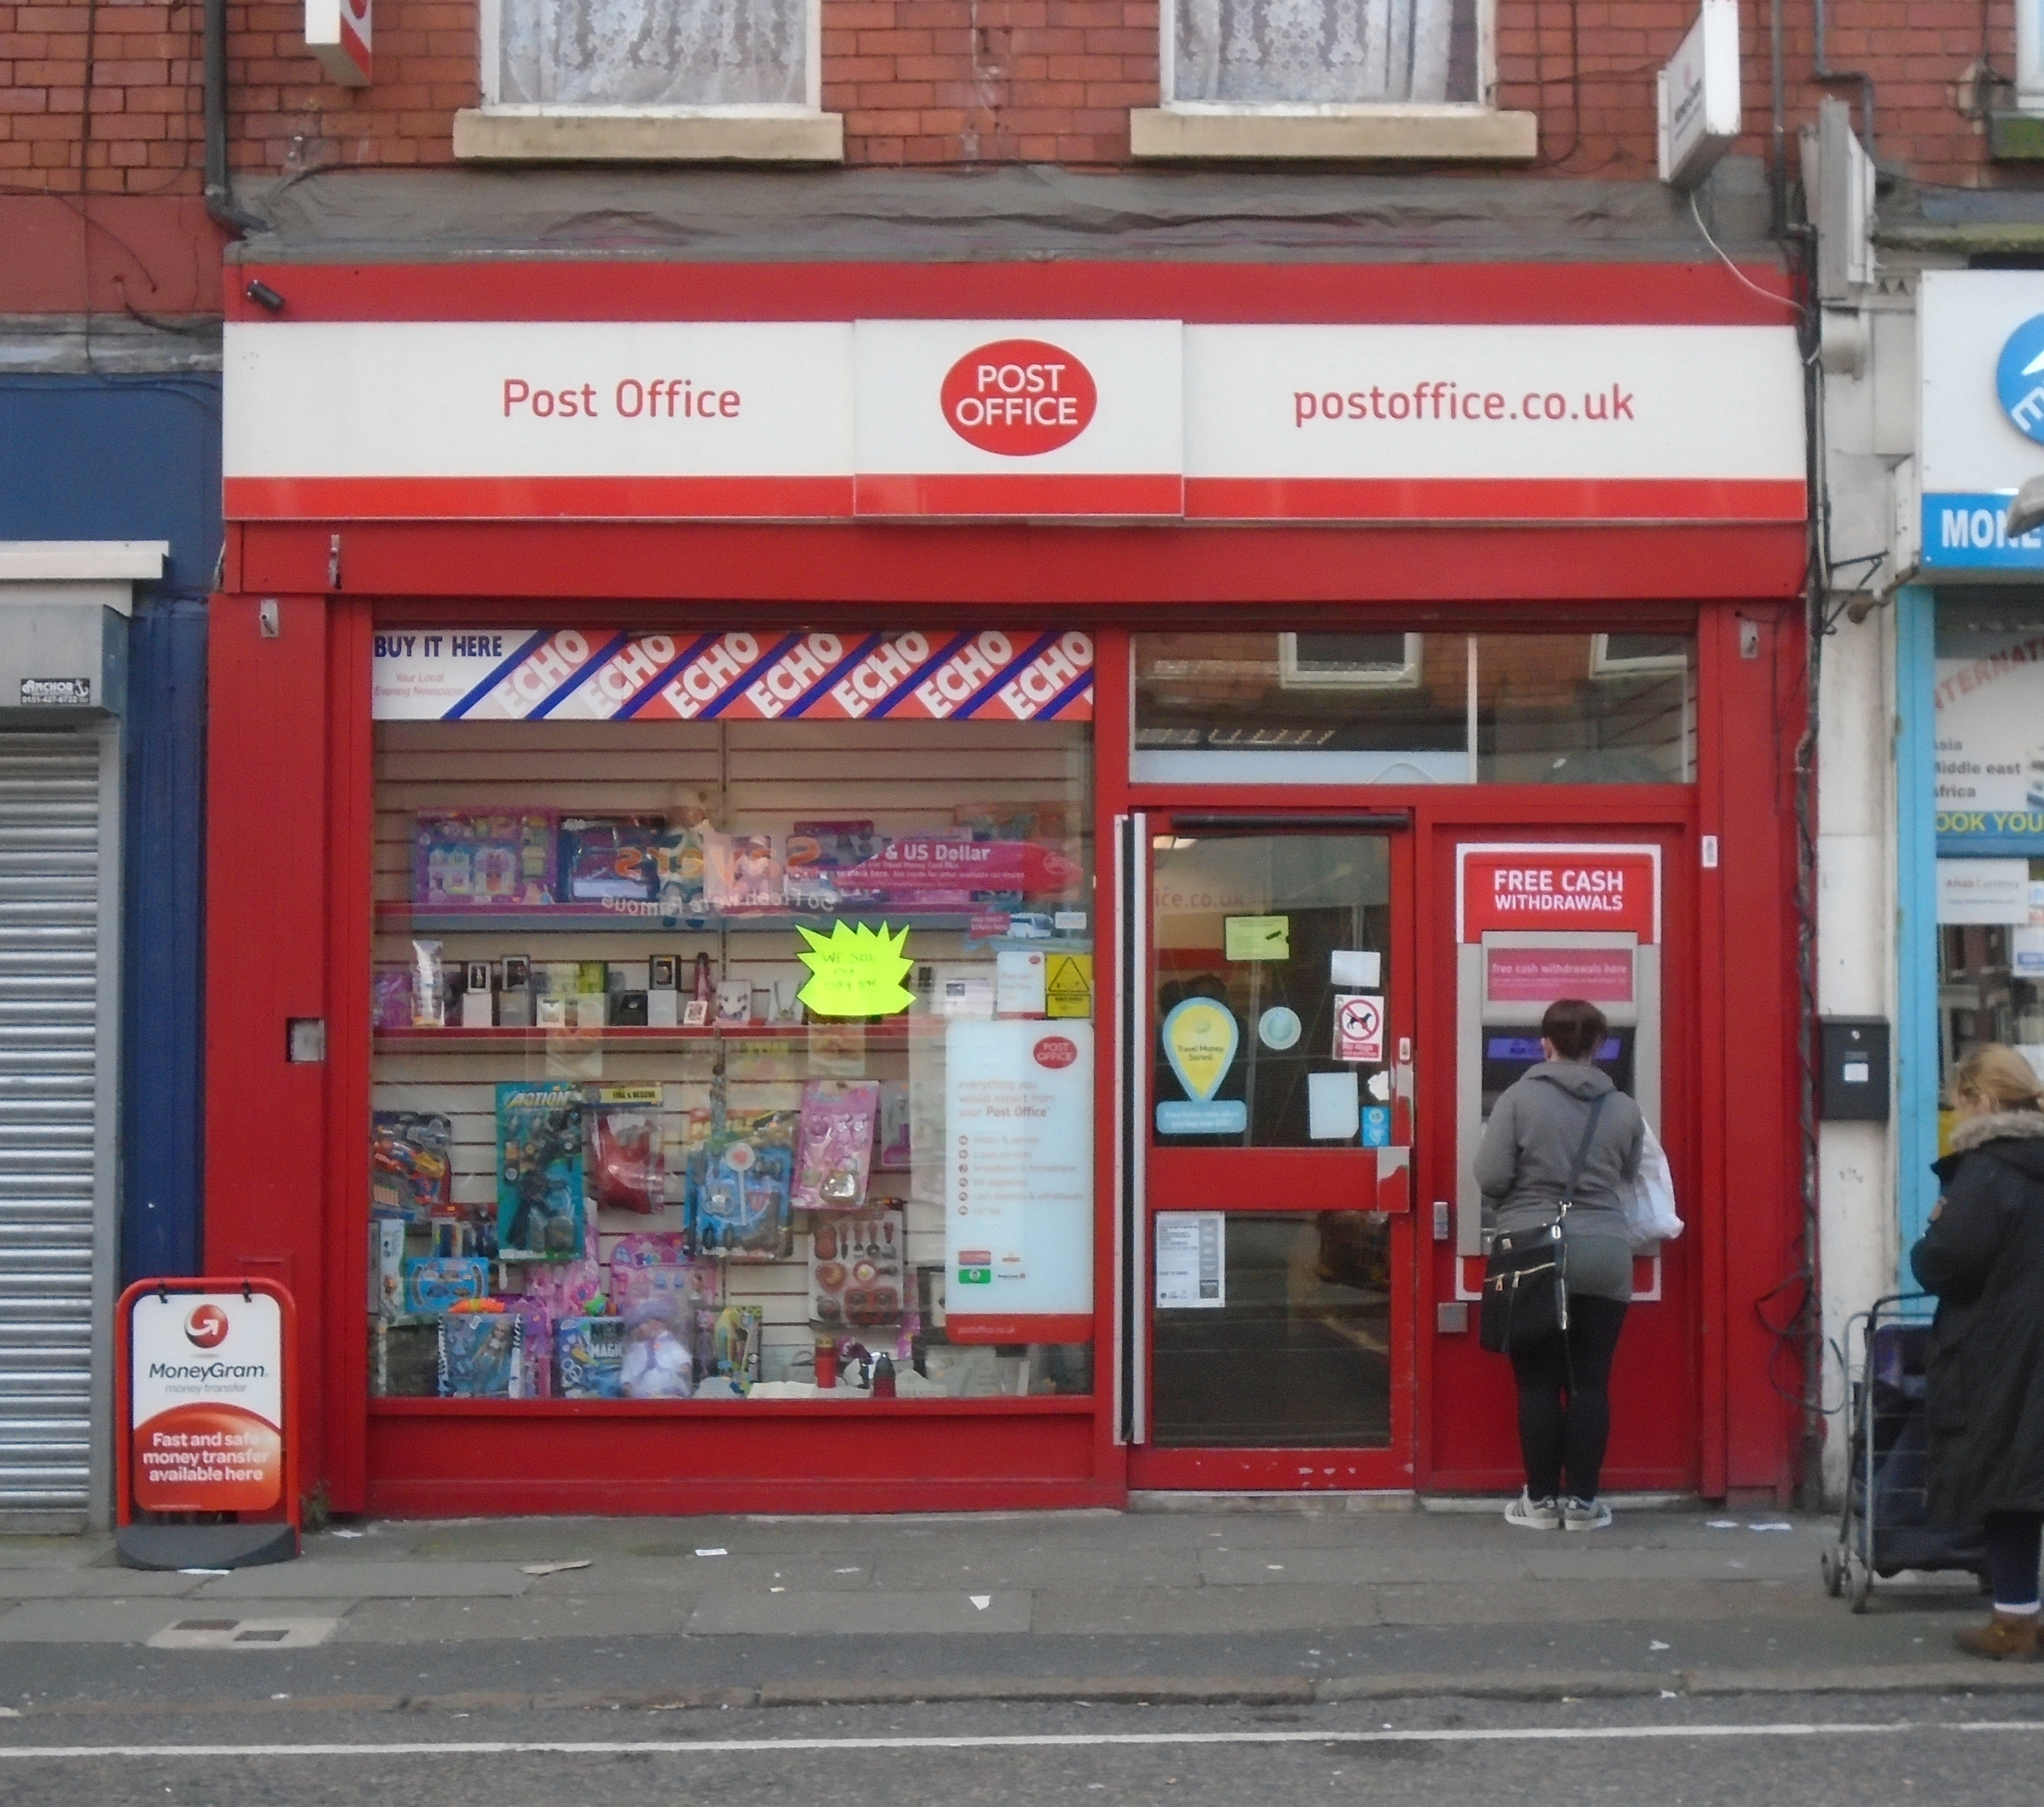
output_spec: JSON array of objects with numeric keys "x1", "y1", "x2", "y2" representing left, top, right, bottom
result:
[
  {"x1": 941, "y1": 340, "x2": 1097, "y2": 456},
  {"x1": 1032, "y1": 1034, "x2": 1079, "y2": 1070},
  {"x1": 1996, "y1": 313, "x2": 2044, "y2": 446}
]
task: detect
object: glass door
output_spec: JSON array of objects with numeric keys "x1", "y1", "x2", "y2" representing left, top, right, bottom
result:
[{"x1": 1128, "y1": 815, "x2": 1415, "y2": 1490}]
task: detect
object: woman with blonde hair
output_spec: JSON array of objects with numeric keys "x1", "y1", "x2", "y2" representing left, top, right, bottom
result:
[{"x1": 1912, "y1": 1043, "x2": 2044, "y2": 1659}]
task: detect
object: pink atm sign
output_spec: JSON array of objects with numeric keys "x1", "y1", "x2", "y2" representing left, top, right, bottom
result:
[{"x1": 1487, "y1": 947, "x2": 1634, "y2": 1004}]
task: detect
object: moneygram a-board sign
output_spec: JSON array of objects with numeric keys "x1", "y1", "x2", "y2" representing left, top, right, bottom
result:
[{"x1": 126, "y1": 1287, "x2": 287, "y2": 1512}]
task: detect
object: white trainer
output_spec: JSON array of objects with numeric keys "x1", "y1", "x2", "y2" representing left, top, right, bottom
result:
[
  {"x1": 1504, "y1": 1489, "x2": 1563, "y2": 1530},
  {"x1": 1563, "y1": 1496, "x2": 1613, "y2": 1531}
]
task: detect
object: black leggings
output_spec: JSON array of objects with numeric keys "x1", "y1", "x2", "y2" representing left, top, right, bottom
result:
[
  {"x1": 1985, "y1": 1511, "x2": 2044, "y2": 1610},
  {"x1": 1508, "y1": 1295, "x2": 1629, "y2": 1502}
]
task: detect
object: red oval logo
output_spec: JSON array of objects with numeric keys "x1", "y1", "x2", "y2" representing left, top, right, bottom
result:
[
  {"x1": 1033, "y1": 1034, "x2": 1079, "y2": 1070},
  {"x1": 185, "y1": 1303, "x2": 229, "y2": 1349},
  {"x1": 941, "y1": 340, "x2": 1097, "y2": 457}
]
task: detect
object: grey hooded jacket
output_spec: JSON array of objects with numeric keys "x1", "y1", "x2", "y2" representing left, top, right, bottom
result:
[{"x1": 1475, "y1": 1059, "x2": 1645, "y2": 1303}]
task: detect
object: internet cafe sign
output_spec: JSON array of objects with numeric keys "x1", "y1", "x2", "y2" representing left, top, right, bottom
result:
[{"x1": 1934, "y1": 625, "x2": 2044, "y2": 853}]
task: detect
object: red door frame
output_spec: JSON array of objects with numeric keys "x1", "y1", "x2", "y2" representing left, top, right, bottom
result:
[{"x1": 1128, "y1": 810, "x2": 1418, "y2": 1493}]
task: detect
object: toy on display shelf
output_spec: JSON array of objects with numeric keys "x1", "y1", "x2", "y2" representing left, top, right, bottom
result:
[
  {"x1": 496, "y1": 1081, "x2": 585, "y2": 1257},
  {"x1": 555, "y1": 1310, "x2": 626, "y2": 1399},
  {"x1": 504, "y1": 1295, "x2": 553, "y2": 1398},
  {"x1": 585, "y1": 1085, "x2": 664, "y2": 1216},
  {"x1": 704, "y1": 832, "x2": 782, "y2": 910},
  {"x1": 371, "y1": 1111, "x2": 452, "y2": 1221},
  {"x1": 410, "y1": 939, "x2": 447, "y2": 1028},
  {"x1": 403, "y1": 1254, "x2": 491, "y2": 1318},
  {"x1": 618, "y1": 1292, "x2": 695, "y2": 1399},
  {"x1": 810, "y1": 1206, "x2": 905, "y2": 1328},
  {"x1": 697, "y1": 1303, "x2": 761, "y2": 1395},
  {"x1": 877, "y1": 1081, "x2": 912, "y2": 1170},
  {"x1": 438, "y1": 1301, "x2": 523, "y2": 1398},
  {"x1": 651, "y1": 824, "x2": 709, "y2": 926},
  {"x1": 783, "y1": 820, "x2": 885, "y2": 910},
  {"x1": 690, "y1": 1126, "x2": 793, "y2": 1260},
  {"x1": 792, "y1": 1079, "x2": 880, "y2": 1213},
  {"x1": 608, "y1": 1232, "x2": 704, "y2": 1318},
  {"x1": 413, "y1": 809, "x2": 557, "y2": 908},
  {"x1": 558, "y1": 815, "x2": 664, "y2": 904},
  {"x1": 372, "y1": 966, "x2": 414, "y2": 1031}
]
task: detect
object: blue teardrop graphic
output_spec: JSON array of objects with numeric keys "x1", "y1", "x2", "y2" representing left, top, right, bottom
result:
[{"x1": 1161, "y1": 997, "x2": 1240, "y2": 1103}]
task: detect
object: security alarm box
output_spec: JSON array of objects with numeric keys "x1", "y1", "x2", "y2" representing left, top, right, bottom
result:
[{"x1": 1819, "y1": 1017, "x2": 1890, "y2": 1122}]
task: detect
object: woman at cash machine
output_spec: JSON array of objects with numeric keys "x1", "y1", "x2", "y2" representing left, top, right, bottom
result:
[{"x1": 1476, "y1": 998, "x2": 1644, "y2": 1532}]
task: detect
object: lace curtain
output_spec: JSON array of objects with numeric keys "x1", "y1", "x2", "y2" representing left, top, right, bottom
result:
[
  {"x1": 1173, "y1": 0, "x2": 1464, "y2": 105},
  {"x1": 498, "y1": 0, "x2": 808, "y2": 107}
]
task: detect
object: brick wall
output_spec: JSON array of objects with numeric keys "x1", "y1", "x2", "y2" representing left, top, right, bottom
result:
[{"x1": 0, "y1": 0, "x2": 2035, "y2": 199}]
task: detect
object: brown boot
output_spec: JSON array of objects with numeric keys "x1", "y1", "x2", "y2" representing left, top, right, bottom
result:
[{"x1": 1955, "y1": 1613, "x2": 2042, "y2": 1661}]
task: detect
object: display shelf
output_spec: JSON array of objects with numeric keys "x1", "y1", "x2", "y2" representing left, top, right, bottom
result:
[
  {"x1": 373, "y1": 1021, "x2": 926, "y2": 1048},
  {"x1": 378, "y1": 902, "x2": 1089, "y2": 942},
  {"x1": 369, "y1": 1394, "x2": 1094, "y2": 1418}
]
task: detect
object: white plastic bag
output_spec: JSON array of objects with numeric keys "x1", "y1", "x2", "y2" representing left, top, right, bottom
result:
[{"x1": 1622, "y1": 1122, "x2": 1683, "y2": 1252}]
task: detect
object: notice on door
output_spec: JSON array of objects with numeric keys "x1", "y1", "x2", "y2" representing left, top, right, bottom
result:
[
  {"x1": 1333, "y1": 993, "x2": 1384, "y2": 1063},
  {"x1": 1155, "y1": 1211, "x2": 1225, "y2": 1308},
  {"x1": 130, "y1": 1291, "x2": 284, "y2": 1512},
  {"x1": 943, "y1": 1020, "x2": 1094, "y2": 1343}
]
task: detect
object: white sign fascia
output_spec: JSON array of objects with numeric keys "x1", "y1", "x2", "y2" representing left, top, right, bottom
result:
[{"x1": 1657, "y1": 0, "x2": 1740, "y2": 190}]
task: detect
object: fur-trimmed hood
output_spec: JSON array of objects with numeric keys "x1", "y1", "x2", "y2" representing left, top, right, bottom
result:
[{"x1": 1949, "y1": 1109, "x2": 2044, "y2": 1155}]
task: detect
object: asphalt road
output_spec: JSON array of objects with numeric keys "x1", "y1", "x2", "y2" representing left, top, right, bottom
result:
[{"x1": 0, "y1": 1692, "x2": 2038, "y2": 1807}]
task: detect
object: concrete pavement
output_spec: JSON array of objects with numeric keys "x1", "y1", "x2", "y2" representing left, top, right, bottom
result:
[{"x1": 0, "y1": 1500, "x2": 2028, "y2": 1718}]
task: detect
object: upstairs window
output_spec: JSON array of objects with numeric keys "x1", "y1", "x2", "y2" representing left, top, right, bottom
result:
[
  {"x1": 488, "y1": 0, "x2": 816, "y2": 109},
  {"x1": 1167, "y1": 0, "x2": 1480, "y2": 107}
]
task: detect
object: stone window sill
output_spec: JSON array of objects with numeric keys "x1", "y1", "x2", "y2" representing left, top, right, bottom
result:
[
  {"x1": 453, "y1": 109, "x2": 845, "y2": 164},
  {"x1": 1990, "y1": 111, "x2": 2044, "y2": 161},
  {"x1": 1129, "y1": 106, "x2": 1537, "y2": 162}
]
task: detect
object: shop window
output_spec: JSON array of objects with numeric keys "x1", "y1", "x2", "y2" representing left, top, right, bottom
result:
[
  {"x1": 1133, "y1": 631, "x2": 1697, "y2": 785},
  {"x1": 369, "y1": 629, "x2": 1094, "y2": 1408},
  {"x1": 1932, "y1": 597, "x2": 2044, "y2": 1126}
]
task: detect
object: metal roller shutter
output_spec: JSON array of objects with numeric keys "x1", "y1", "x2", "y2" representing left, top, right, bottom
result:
[{"x1": 0, "y1": 730, "x2": 101, "y2": 1520}]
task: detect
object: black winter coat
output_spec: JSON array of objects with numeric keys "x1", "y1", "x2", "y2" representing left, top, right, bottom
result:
[{"x1": 1911, "y1": 1110, "x2": 2044, "y2": 1525}]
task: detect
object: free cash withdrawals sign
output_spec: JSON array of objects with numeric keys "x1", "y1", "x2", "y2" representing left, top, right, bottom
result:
[{"x1": 130, "y1": 1291, "x2": 284, "y2": 1511}]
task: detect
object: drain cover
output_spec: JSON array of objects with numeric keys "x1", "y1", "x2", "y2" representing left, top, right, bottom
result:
[{"x1": 148, "y1": 1617, "x2": 339, "y2": 1651}]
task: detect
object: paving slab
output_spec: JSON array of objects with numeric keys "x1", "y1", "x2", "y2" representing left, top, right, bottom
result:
[
  {"x1": 1200, "y1": 1546, "x2": 1485, "y2": 1587},
  {"x1": 869, "y1": 1548, "x2": 1205, "y2": 1591},
  {"x1": 686, "y1": 1589, "x2": 1030, "y2": 1636},
  {"x1": 1372, "y1": 1578, "x2": 1829, "y2": 1627},
  {"x1": 191, "y1": 1560, "x2": 535, "y2": 1600},
  {"x1": 333, "y1": 1592, "x2": 696, "y2": 1643},
  {"x1": 1032, "y1": 1584, "x2": 1382, "y2": 1636},
  {"x1": 0, "y1": 1599, "x2": 353, "y2": 1644},
  {"x1": 0, "y1": 1569, "x2": 207, "y2": 1599},
  {"x1": 1520, "y1": 1546, "x2": 1815, "y2": 1583},
  {"x1": 522, "y1": 1554, "x2": 871, "y2": 1595},
  {"x1": 0, "y1": 1536, "x2": 110, "y2": 1572}
]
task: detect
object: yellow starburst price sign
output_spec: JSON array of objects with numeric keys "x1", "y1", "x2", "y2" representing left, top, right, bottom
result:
[{"x1": 793, "y1": 921, "x2": 915, "y2": 1018}]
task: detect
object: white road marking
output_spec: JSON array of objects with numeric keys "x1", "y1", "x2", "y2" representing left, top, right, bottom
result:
[{"x1": 0, "y1": 1720, "x2": 2042, "y2": 1759}]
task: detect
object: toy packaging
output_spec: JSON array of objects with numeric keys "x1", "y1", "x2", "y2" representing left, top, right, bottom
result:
[
  {"x1": 810, "y1": 1208, "x2": 905, "y2": 1328},
  {"x1": 411, "y1": 939, "x2": 447, "y2": 1028},
  {"x1": 370, "y1": 1320, "x2": 439, "y2": 1397},
  {"x1": 792, "y1": 1079, "x2": 880, "y2": 1214},
  {"x1": 372, "y1": 966, "x2": 414, "y2": 1030},
  {"x1": 618, "y1": 1291, "x2": 696, "y2": 1399},
  {"x1": 413, "y1": 809, "x2": 557, "y2": 908},
  {"x1": 705, "y1": 1303, "x2": 762, "y2": 1391},
  {"x1": 704, "y1": 832, "x2": 782, "y2": 910},
  {"x1": 783, "y1": 820, "x2": 884, "y2": 910},
  {"x1": 438, "y1": 1306, "x2": 523, "y2": 1398},
  {"x1": 690, "y1": 1126, "x2": 793, "y2": 1260},
  {"x1": 369, "y1": 1215, "x2": 406, "y2": 1321},
  {"x1": 608, "y1": 1232, "x2": 699, "y2": 1316},
  {"x1": 559, "y1": 815, "x2": 664, "y2": 903},
  {"x1": 403, "y1": 1254, "x2": 490, "y2": 1317},
  {"x1": 877, "y1": 1080, "x2": 912, "y2": 1169},
  {"x1": 585, "y1": 1085, "x2": 665, "y2": 1215},
  {"x1": 371, "y1": 1110, "x2": 453, "y2": 1221},
  {"x1": 504, "y1": 1296, "x2": 553, "y2": 1399},
  {"x1": 555, "y1": 1314, "x2": 626, "y2": 1398},
  {"x1": 650, "y1": 826, "x2": 708, "y2": 924},
  {"x1": 496, "y1": 1081, "x2": 585, "y2": 1257}
]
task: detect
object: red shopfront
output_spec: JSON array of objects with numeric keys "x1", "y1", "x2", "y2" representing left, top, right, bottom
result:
[{"x1": 204, "y1": 260, "x2": 1808, "y2": 1517}]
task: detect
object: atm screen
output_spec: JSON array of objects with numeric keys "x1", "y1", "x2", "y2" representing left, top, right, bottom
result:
[{"x1": 1481, "y1": 1029, "x2": 1635, "y2": 1116}]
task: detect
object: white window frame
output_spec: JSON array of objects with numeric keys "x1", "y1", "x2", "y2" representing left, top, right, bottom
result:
[
  {"x1": 2022, "y1": 1, "x2": 2044, "y2": 111},
  {"x1": 476, "y1": 0, "x2": 825, "y2": 117},
  {"x1": 1589, "y1": 633, "x2": 1692, "y2": 680},
  {"x1": 1157, "y1": 0, "x2": 1496, "y2": 115},
  {"x1": 1279, "y1": 631, "x2": 1423, "y2": 691}
]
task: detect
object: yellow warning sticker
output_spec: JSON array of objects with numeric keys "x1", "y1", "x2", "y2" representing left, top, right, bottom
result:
[{"x1": 1044, "y1": 953, "x2": 1094, "y2": 1019}]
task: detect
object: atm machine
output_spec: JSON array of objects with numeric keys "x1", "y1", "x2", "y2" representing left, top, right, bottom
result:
[{"x1": 1452, "y1": 843, "x2": 1665, "y2": 1297}]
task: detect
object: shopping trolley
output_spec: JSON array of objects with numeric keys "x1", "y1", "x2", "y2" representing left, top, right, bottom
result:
[{"x1": 1822, "y1": 1292, "x2": 1987, "y2": 1612}]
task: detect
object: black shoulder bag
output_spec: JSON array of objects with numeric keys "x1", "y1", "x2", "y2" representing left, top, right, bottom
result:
[{"x1": 1478, "y1": 1093, "x2": 1607, "y2": 1355}]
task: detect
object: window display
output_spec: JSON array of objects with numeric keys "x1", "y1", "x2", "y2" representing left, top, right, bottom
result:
[{"x1": 368, "y1": 629, "x2": 1096, "y2": 1409}]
